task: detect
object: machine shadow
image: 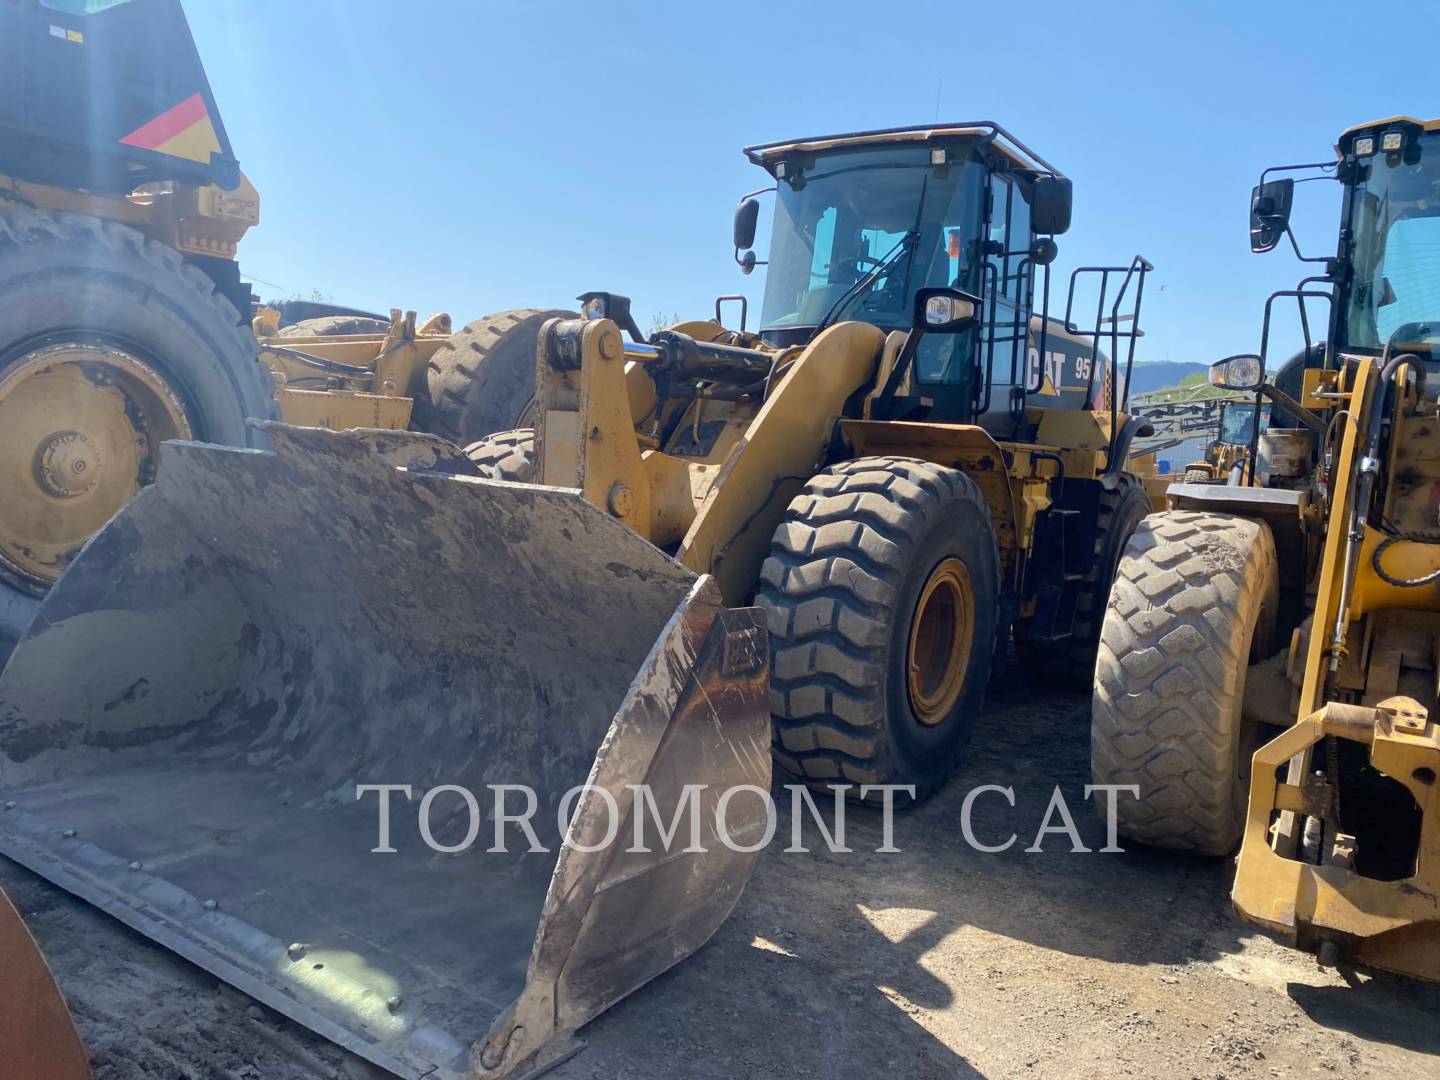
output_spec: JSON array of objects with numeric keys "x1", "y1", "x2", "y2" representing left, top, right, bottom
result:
[
  {"x1": 844, "y1": 662, "x2": 1252, "y2": 971},
  {"x1": 1286, "y1": 971, "x2": 1440, "y2": 1056}
]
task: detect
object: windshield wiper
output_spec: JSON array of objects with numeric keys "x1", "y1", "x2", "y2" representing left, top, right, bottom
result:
[{"x1": 814, "y1": 229, "x2": 920, "y2": 335}]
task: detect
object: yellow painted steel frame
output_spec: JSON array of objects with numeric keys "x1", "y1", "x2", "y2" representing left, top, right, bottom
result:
[
  {"x1": 533, "y1": 317, "x2": 886, "y2": 605},
  {"x1": 678, "y1": 321, "x2": 885, "y2": 603},
  {"x1": 533, "y1": 314, "x2": 1151, "y2": 610},
  {"x1": 259, "y1": 310, "x2": 453, "y2": 432},
  {"x1": 1234, "y1": 700, "x2": 1440, "y2": 979},
  {"x1": 1232, "y1": 356, "x2": 1440, "y2": 979},
  {"x1": 841, "y1": 413, "x2": 1122, "y2": 594},
  {"x1": 271, "y1": 387, "x2": 413, "y2": 432},
  {"x1": 1, "y1": 170, "x2": 259, "y2": 260}
]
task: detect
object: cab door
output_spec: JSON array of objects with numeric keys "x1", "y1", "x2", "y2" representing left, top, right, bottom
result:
[{"x1": 975, "y1": 176, "x2": 1033, "y2": 437}]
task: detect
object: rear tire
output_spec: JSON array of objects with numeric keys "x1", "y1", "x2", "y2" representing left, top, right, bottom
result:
[
  {"x1": 1091, "y1": 510, "x2": 1279, "y2": 855},
  {"x1": 275, "y1": 314, "x2": 390, "y2": 337},
  {"x1": 0, "y1": 209, "x2": 275, "y2": 650},
  {"x1": 1013, "y1": 473, "x2": 1152, "y2": 686},
  {"x1": 464, "y1": 428, "x2": 536, "y2": 482},
  {"x1": 412, "y1": 308, "x2": 574, "y2": 443},
  {"x1": 756, "y1": 457, "x2": 999, "y2": 804}
]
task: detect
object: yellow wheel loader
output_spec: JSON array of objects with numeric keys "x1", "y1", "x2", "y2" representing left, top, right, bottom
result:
[
  {"x1": 0, "y1": 121, "x2": 1158, "y2": 1075},
  {"x1": 1094, "y1": 117, "x2": 1440, "y2": 980},
  {"x1": 467, "y1": 123, "x2": 1158, "y2": 792},
  {"x1": 0, "y1": 0, "x2": 563, "y2": 654},
  {"x1": 1177, "y1": 397, "x2": 1269, "y2": 482}
]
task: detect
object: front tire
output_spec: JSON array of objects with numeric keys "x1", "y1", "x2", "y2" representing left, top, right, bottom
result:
[
  {"x1": 757, "y1": 457, "x2": 1000, "y2": 804},
  {"x1": 1091, "y1": 510, "x2": 1279, "y2": 855},
  {"x1": 464, "y1": 428, "x2": 536, "y2": 482}
]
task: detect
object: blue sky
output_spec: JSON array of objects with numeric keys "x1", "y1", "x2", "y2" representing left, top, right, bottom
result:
[{"x1": 186, "y1": 0, "x2": 1437, "y2": 366}]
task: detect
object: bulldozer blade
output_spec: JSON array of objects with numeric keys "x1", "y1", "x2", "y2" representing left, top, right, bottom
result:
[
  {"x1": 0, "y1": 425, "x2": 771, "y2": 1079},
  {"x1": 0, "y1": 885, "x2": 92, "y2": 1080}
]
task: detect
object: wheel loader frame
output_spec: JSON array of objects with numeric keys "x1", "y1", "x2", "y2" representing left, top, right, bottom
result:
[
  {"x1": 253, "y1": 306, "x2": 456, "y2": 431},
  {"x1": 534, "y1": 249, "x2": 1150, "y2": 621}
]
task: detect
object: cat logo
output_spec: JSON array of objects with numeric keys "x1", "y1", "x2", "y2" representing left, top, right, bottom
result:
[{"x1": 1027, "y1": 346, "x2": 1072, "y2": 396}]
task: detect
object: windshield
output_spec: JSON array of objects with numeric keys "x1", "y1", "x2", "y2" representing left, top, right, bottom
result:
[
  {"x1": 1345, "y1": 131, "x2": 1440, "y2": 351},
  {"x1": 1218, "y1": 401, "x2": 1271, "y2": 445},
  {"x1": 759, "y1": 146, "x2": 988, "y2": 332}
]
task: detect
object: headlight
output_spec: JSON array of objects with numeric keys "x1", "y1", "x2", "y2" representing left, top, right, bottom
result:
[
  {"x1": 1209, "y1": 354, "x2": 1262, "y2": 390},
  {"x1": 1381, "y1": 131, "x2": 1405, "y2": 152},
  {"x1": 925, "y1": 295, "x2": 967, "y2": 326},
  {"x1": 581, "y1": 296, "x2": 606, "y2": 321},
  {"x1": 1353, "y1": 136, "x2": 1376, "y2": 157}
]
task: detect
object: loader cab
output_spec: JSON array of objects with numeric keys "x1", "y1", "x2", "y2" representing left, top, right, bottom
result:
[
  {"x1": 739, "y1": 123, "x2": 1073, "y2": 434},
  {"x1": 1336, "y1": 121, "x2": 1440, "y2": 361},
  {"x1": 1248, "y1": 118, "x2": 1440, "y2": 379}
]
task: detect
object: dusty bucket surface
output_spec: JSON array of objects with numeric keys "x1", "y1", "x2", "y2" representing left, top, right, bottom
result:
[{"x1": 0, "y1": 425, "x2": 771, "y2": 1079}]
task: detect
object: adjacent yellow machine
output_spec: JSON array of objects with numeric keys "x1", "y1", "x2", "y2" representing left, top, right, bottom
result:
[
  {"x1": 0, "y1": 120, "x2": 1158, "y2": 1076},
  {"x1": 0, "y1": 0, "x2": 563, "y2": 652},
  {"x1": 1178, "y1": 397, "x2": 1268, "y2": 482},
  {"x1": 1094, "y1": 117, "x2": 1440, "y2": 980}
]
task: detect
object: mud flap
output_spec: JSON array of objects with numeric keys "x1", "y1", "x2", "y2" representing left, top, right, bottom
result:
[{"x1": 0, "y1": 425, "x2": 771, "y2": 1079}]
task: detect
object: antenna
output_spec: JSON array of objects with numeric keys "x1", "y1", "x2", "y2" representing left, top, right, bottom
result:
[{"x1": 933, "y1": 78, "x2": 942, "y2": 122}]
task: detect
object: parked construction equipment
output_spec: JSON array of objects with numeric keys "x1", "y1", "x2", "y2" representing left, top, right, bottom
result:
[
  {"x1": 1094, "y1": 116, "x2": 1440, "y2": 980},
  {"x1": 0, "y1": 0, "x2": 561, "y2": 652},
  {"x1": 0, "y1": 119, "x2": 1161, "y2": 1074},
  {"x1": 466, "y1": 123, "x2": 1157, "y2": 789}
]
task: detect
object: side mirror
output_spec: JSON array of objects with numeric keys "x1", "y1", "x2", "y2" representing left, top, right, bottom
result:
[
  {"x1": 1249, "y1": 178, "x2": 1294, "y2": 253},
  {"x1": 1031, "y1": 176, "x2": 1073, "y2": 236},
  {"x1": 733, "y1": 198, "x2": 760, "y2": 252},
  {"x1": 1030, "y1": 237, "x2": 1058, "y2": 266},
  {"x1": 1209, "y1": 353, "x2": 1263, "y2": 392},
  {"x1": 914, "y1": 287, "x2": 981, "y2": 333}
]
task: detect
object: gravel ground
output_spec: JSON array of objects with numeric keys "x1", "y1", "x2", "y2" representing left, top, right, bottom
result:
[{"x1": 4, "y1": 668, "x2": 1438, "y2": 1079}]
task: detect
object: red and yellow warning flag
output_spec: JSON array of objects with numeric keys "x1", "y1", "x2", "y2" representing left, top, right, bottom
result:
[{"x1": 119, "y1": 92, "x2": 220, "y2": 164}]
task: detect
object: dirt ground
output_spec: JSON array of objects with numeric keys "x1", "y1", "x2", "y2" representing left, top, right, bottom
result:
[{"x1": 4, "y1": 668, "x2": 1438, "y2": 1080}]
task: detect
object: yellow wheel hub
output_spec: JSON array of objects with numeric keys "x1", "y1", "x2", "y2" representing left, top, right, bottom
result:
[
  {"x1": 0, "y1": 343, "x2": 190, "y2": 591},
  {"x1": 906, "y1": 557, "x2": 976, "y2": 725}
]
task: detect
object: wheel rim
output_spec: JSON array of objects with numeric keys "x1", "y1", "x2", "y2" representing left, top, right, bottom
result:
[
  {"x1": 906, "y1": 557, "x2": 976, "y2": 725},
  {"x1": 0, "y1": 342, "x2": 191, "y2": 591}
]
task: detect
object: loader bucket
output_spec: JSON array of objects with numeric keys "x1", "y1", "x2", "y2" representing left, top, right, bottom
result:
[{"x1": 0, "y1": 425, "x2": 771, "y2": 1079}]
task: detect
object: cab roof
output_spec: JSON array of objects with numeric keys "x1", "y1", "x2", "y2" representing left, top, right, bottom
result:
[
  {"x1": 743, "y1": 121, "x2": 1062, "y2": 178},
  {"x1": 1337, "y1": 116, "x2": 1440, "y2": 154}
]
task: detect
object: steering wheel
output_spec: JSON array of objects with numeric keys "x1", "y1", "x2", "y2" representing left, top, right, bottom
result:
[{"x1": 832, "y1": 254, "x2": 885, "y2": 275}]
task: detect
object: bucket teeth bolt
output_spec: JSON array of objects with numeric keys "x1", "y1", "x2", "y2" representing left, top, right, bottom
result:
[
  {"x1": 386, "y1": 995, "x2": 403, "y2": 1014},
  {"x1": 61, "y1": 828, "x2": 76, "y2": 838},
  {"x1": 203, "y1": 899, "x2": 218, "y2": 911},
  {"x1": 287, "y1": 943, "x2": 307, "y2": 961},
  {"x1": 128, "y1": 860, "x2": 142, "y2": 871}
]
